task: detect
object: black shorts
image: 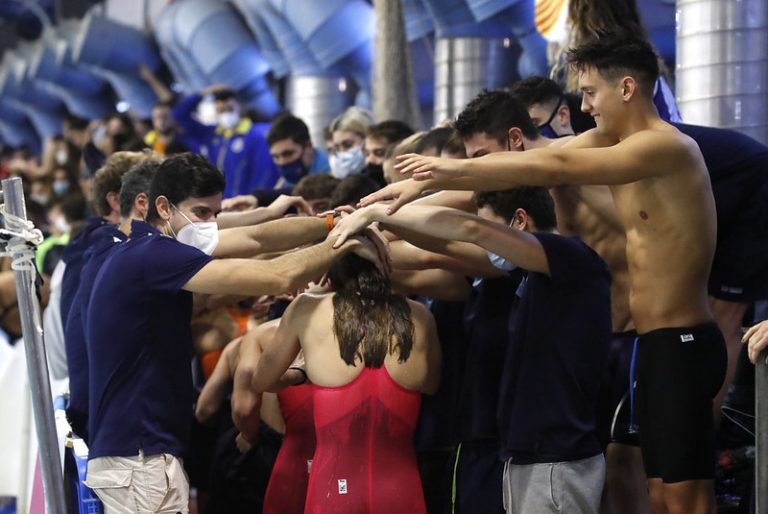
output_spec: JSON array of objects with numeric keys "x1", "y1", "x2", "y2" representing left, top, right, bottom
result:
[
  {"x1": 596, "y1": 331, "x2": 639, "y2": 447},
  {"x1": 636, "y1": 323, "x2": 727, "y2": 482}
]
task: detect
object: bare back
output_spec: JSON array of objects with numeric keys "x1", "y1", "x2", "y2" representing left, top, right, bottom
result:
[
  {"x1": 609, "y1": 125, "x2": 715, "y2": 332},
  {"x1": 291, "y1": 294, "x2": 440, "y2": 393}
]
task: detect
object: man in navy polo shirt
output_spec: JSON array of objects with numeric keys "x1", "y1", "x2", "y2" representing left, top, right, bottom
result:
[
  {"x1": 332, "y1": 185, "x2": 612, "y2": 513},
  {"x1": 84, "y1": 153, "x2": 381, "y2": 513},
  {"x1": 65, "y1": 161, "x2": 160, "y2": 443}
]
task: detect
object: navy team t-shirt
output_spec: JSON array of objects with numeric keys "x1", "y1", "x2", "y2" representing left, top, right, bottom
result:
[
  {"x1": 86, "y1": 220, "x2": 213, "y2": 459},
  {"x1": 498, "y1": 233, "x2": 611, "y2": 464},
  {"x1": 64, "y1": 224, "x2": 126, "y2": 441}
]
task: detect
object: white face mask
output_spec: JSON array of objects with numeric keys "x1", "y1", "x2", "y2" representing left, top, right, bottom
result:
[
  {"x1": 330, "y1": 146, "x2": 365, "y2": 179},
  {"x1": 168, "y1": 205, "x2": 219, "y2": 255},
  {"x1": 55, "y1": 149, "x2": 68, "y2": 165},
  {"x1": 53, "y1": 216, "x2": 71, "y2": 234},
  {"x1": 217, "y1": 111, "x2": 240, "y2": 130}
]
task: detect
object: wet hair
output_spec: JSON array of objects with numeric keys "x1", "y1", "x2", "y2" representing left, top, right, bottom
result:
[
  {"x1": 329, "y1": 174, "x2": 380, "y2": 208},
  {"x1": 414, "y1": 126, "x2": 455, "y2": 155},
  {"x1": 568, "y1": 0, "x2": 648, "y2": 48},
  {"x1": 567, "y1": 32, "x2": 659, "y2": 95},
  {"x1": 366, "y1": 120, "x2": 414, "y2": 145},
  {"x1": 475, "y1": 186, "x2": 557, "y2": 230},
  {"x1": 146, "y1": 153, "x2": 226, "y2": 223},
  {"x1": 119, "y1": 160, "x2": 161, "y2": 218},
  {"x1": 92, "y1": 151, "x2": 159, "y2": 217},
  {"x1": 455, "y1": 90, "x2": 539, "y2": 145},
  {"x1": 328, "y1": 253, "x2": 414, "y2": 367},
  {"x1": 509, "y1": 76, "x2": 565, "y2": 111},
  {"x1": 267, "y1": 114, "x2": 311, "y2": 147},
  {"x1": 292, "y1": 173, "x2": 340, "y2": 200}
]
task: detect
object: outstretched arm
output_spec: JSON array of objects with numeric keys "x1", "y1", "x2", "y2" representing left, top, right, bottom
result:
[
  {"x1": 332, "y1": 203, "x2": 549, "y2": 275},
  {"x1": 363, "y1": 129, "x2": 688, "y2": 213},
  {"x1": 186, "y1": 235, "x2": 385, "y2": 297},
  {"x1": 214, "y1": 216, "x2": 327, "y2": 258}
]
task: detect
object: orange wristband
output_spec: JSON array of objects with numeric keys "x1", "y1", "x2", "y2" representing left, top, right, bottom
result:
[{"x1": 326, "y1": 212, "x2": 335, "y2": 232}]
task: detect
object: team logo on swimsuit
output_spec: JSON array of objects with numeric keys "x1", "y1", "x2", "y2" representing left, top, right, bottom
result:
[
  {"x1": 338, "y1": 479, "x2": 348, "y2": 495},
  {"x1": 680, "y1": 334, "x2": 694, "y2": 342}
]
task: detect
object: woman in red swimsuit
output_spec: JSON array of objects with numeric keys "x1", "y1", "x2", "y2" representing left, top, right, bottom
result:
[{"x1": 254, "y1": 253, "x2": 441, "y2": 513}]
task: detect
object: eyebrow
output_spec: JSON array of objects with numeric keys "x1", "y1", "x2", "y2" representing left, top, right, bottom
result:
[{"x1": 471, "y1": 150, "x2": 489, "y2": 158}]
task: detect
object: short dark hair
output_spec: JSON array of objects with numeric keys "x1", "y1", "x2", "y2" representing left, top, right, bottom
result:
[
  {"x1": 63, "y1": 114, "x2": 89, "y2": 131},
  {"x1": 415, "y1": 126, "x2": 455, "y2": 155},
  {"x1": 119, "y1": 160, "x2": 161, "y2": 218},
  {"x1": 366, "y1": 120, "x2": 414, "y2": 145},
  {"x1": 330, "y1": 174, "x2": 380, "y2": 208},
  {"x1": 147, "y1": 153, "x2": 226, "y2": 223},
  {"x1": 267, "y1": 114, "x2": 311, "y2": 147},
  {"x1": 509, "y1": 76, "x2": 565, "y2": 110},
  {"x1": 292, "y1": 173, "x2": 340, "y2": 200},
  {"x1": 475, "y1": 186, "x2": 557, "y2": 231},
  {"x1": 153, "y1": 99, "x2": 175, "y2": 110},
  {"x1": 455, "y1": 90, "x2": 539, "y2": 144},
  {"x1": 212, "y1": 89, "x2": 236, "y2": 102},
  {"x1": 566, "y1": 32, "x2": 659, "y2": 94}
]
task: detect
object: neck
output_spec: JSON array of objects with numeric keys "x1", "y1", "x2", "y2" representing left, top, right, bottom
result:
[
  {"x1": 525, "y1": 136, "x2": 553, "y2": 150},
  {"x1": 617, "y1": 103, "x2": 662, "y2": 141}
]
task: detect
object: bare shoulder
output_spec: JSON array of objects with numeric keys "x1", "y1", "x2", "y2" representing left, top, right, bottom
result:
[
  {"x1": 406, "y1": 298, "x2": 436, "y2": 328},
  {"x1": 561, "y1": 128, "x2": 617, "y2": 149}
]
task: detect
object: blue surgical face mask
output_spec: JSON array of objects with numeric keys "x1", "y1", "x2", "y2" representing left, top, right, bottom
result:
[
  {"x1": 53, "y1": 180, "x2": 70, "y2": 196},
  {"x1": 537, "y1": 123, "x2": 559, "y2": 139},
  {"x1": 330, "y1": 146, "x2": 365, "y2": 179},
  {"x1": 278, "y1": 159, "x2": 308, "y2": 184},
  {"x1": 486, "y1": 250, "x2": 518, "y2": 271}
]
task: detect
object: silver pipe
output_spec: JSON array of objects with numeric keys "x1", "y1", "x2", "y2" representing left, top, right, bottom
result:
[
  {"x1": 758, "y1": 352, "x2": 768, "y2": 513},
  {"x1": 286, "y1": 75, "x2": 354, "y2": 150},
  {"x1": 2, "y1": 177, "x2": 67, "y2": 514},
  {"x1": 433, "y1": 37, "x2": 518, "y2": 124},
  {"x1": 676, "y1": 0, "x2": 768, "y2": 145}
]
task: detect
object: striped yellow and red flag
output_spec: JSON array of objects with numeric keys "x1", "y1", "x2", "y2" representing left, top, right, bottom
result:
[{"x1": 535, "y1": 0, "x2": 568, "y2": 42}]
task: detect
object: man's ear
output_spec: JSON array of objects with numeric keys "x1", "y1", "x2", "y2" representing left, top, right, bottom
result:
[
  {"x1": 106, "y1": 191, "x2": 120, "y2": 215},
  {"x1": 507, "y1": 127, "x2": 525, "y2": 151},
  {"x1": 135, "y1": 192, "x2": 149, "y2": 219},
  {"x1": 155, "y1": 195, "x2": 172, "y2": 221},
  {"x1": 557, "y1": 104, "x2": 571, "y2": 130},
  {"x1": 512, "y1": 208, "x2": 531, "y2": 231},
  {"x1": 621, "y1": 76, "x2": 638, "y2": 102}
]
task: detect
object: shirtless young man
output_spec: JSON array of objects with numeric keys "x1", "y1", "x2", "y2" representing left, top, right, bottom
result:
[{"x1": 362, "y1": 33, "x2": 726, "y2": 514}]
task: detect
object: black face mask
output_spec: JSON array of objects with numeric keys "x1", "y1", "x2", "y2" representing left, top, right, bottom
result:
[{"x1": 537, "y1": 95, "x2": 573, "y2": 138}]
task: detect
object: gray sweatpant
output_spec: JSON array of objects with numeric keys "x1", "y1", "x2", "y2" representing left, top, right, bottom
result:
[{"x1": 502, "y1": 453, "x2": 605, "y2": 514}]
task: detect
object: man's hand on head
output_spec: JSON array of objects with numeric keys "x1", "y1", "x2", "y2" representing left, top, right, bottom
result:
[{"x1": 329, "y1": 206, "x2": 381, "y2": 248}]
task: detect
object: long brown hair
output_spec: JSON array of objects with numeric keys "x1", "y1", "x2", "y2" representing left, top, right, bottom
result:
[{"x1": 328, "y1": 254, "x2": 414, "y2": 368}]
